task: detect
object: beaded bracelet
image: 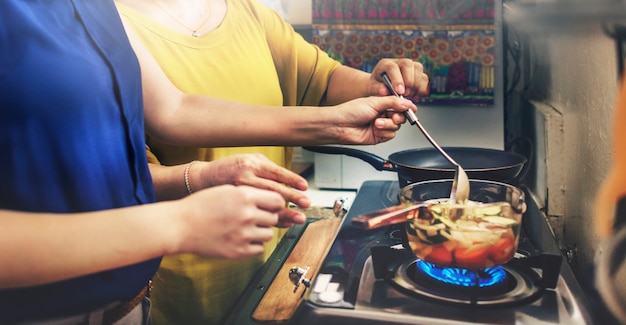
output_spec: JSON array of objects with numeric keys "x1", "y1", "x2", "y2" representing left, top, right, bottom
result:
[{"x1": 184, "y1": 160, "x2": 198, "y2": 195}]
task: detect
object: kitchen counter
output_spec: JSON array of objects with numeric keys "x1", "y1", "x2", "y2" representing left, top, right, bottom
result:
[{"x1": 301, "y1": 173, "x2": 356, "y2": 209}]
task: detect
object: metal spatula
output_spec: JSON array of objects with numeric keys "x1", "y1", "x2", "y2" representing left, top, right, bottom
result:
[{"x1": 381, "y1": 72, "x2": 469, "y2": 204}]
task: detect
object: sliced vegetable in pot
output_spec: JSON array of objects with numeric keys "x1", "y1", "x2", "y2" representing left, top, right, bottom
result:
[
  {"x1": 425, "y1": 245, "x2": 454, "y2": 266},
  {"x1": 454, "y1": 245, "x2": 490, "y2": 269},
  {"x1": 405, "y1": 200, "x2": 522, "y2": 268}
]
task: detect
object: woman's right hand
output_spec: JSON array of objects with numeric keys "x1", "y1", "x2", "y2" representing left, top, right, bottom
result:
[
  {"x1": 173, "y1": 184, "x2": 286, "y2": 259},
  {"x1": 0, "y1": 185, "x2": 287, "y2": 288}
]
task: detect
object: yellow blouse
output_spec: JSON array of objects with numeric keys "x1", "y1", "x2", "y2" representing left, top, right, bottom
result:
[{"x1": 117, "y1": 0, "x2": 340, "y2": 323}]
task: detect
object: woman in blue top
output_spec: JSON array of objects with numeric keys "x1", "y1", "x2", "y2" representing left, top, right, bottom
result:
[{"x1": 0, "y1": 0, "x2": 420, "y2": 324}]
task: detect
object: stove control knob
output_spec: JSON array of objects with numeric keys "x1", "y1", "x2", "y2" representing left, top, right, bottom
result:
[
  {"x1": 333, "y1": 197, "x2": 351, "y2": 218},
  {"x1": 289, "y1": 266, "x2": 311, "y2": 293}
]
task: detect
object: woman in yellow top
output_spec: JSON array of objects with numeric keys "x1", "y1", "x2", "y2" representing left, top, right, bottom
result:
[{"x1": 116, "y1": 0, "x2": 428, "y2": 323}]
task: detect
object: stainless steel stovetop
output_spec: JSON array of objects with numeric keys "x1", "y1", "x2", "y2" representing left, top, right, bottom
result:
[{"x1": 228, "y1": 180, "x2": 594, "y2": 325}]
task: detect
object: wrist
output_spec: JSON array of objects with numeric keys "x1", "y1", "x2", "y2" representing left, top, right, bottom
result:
[
  {"x1": 144, "y1": 200, "x2": 185, "y2": 256},
  {"x1": 184, "y1": 160, "x2": 199, "y2": 195}
]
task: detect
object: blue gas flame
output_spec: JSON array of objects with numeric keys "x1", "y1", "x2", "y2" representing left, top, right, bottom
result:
[{"x1": 416, "y1": 260, "x2": 507, "y2": 287}]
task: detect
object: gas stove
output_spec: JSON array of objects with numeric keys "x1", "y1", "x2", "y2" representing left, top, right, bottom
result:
[{"x1": 227, "y1": 180, "x2": 593, "y2": 324}]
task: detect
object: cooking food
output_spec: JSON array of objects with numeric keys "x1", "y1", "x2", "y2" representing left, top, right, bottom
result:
[
  {"x1": 403, "y1": 199, "x2": 521, "y2": 268},
  {"x1": 399, "y1": 179, "x2": 527, "y2": 269}
]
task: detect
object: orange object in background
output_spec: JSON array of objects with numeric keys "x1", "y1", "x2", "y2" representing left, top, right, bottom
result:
[{"x1": 595, "y1": 76, "x2": 626, "y2": 237}]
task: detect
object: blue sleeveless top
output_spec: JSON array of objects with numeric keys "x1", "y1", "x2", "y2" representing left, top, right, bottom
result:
[{"x1": 0, "y1": 0, "x2": 160, "y2": 322}]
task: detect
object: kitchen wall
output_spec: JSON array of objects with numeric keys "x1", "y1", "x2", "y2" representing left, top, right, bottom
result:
[
  {"x1": 537, "y1": 28, "x2": 616, "y2": 274},
  {"x1": 505, "y1": 2, "x2": 623, "y2": 293},
  {"x1": 258, "y1": 0, "x2": 312, "y2": 25}
]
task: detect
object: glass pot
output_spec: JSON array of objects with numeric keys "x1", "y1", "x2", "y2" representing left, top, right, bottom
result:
[{"x1": 399, "y1": 179, "x2": 527, "y2": 269}]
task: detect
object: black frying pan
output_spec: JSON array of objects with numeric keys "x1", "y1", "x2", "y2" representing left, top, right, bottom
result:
[{"x1": 302, "y1": 146, "x2": 528, "y2": 187}]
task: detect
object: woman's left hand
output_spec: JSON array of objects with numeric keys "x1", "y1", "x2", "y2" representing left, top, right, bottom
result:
[
  {"x1": 174, "y1": 154, "x2": 311, "y2": 228},
  {"x1": 369, "y1": 58, "x2": 429, "y2": 101},
  {"x1": 198, "y1": 154, "x2": 311, "y2": 210}
]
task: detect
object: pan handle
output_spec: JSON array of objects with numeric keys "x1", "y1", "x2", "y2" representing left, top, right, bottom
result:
[
  {"x1": 351, "y1": 203, "x2": 432, "y2": 230},
  {"x1": 302, "y1": 146, "x2": 397, "y2": 172}
]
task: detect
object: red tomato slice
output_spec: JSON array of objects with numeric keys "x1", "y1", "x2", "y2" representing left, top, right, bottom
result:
[
  {"x1": 488, "y1": 237, "x2": 516, "y2": 265},
  {"x1": 424, "y1": 245, "x2": 453, "y2": 266},
  {"x1": 454, "y1": 245, "x2": 489, "y2": 268}
]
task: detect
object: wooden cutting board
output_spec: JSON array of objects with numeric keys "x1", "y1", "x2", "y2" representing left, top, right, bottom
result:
[{"x1": 252, "y1": 216, "x2": 343, "y2": 322}]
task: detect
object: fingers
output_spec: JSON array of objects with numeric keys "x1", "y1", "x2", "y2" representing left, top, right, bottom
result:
[
  {"x1": 275, "y1": 208, "x2": 307, "y2": 228},
  {"x1": 374, "y1": 58, "x2": 428, "y2": 100},
  {"x1": 231, "y1": 224, "x2": 275, "y2": 258},
  {"x1": 397, "y1": 60, "x2": 416, "y2": 95},
  {"x1": 418, "y1": 71, "x2": 430, "y2": 96},
  {"x1": 212, "y1": 154, "x2": 311, "y2": 208},
  {"x1": 179, "y1": 185, "x2": 287, "y2": 259},
  {"x1": 258, "y1": 181, "x2": 311, "y2": 209},
  {"x1": 374, "y1": 59, "x2": 405, "y2": 96},
  {"x1": 370, "y1": 95, "x2": 416, "y2": 114},
  {"x1": 251, "y1": 154, "x2": 309, "y2": 191},
  {"x1": 238, "y1": 243, "x2": 266, "y2": 257},
  {"x1": 251, "y1": 186, "x2": 289, "y2": 215},
  {"x1": 372, "y1": 119, "x2": 400, "y2": 143},
  {"x1": 243, "y1": 157, "x2": 311, "y2": 208},
  {"x1": 240, "y1": 187, "x2": 307, "y2": 230},
  {"x1": 374, "y1": 116, "x2": 401, "y2": 131},
  {"x1": 229, "y1": 188, "x2": 284, "y2": 257},
  {"x1": 222, "y1": 188, "x2": 282, "y2": 256},
  {"x1": 381, "y1": 110, "x2": 409, "y2": 124}
]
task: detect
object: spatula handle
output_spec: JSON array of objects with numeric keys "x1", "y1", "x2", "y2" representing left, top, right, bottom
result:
[{"x1": 381, "y1": 72, "x2": 418, "y2": 125}]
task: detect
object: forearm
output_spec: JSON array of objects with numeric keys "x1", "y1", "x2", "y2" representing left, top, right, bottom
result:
[
  {"x1": 322, "y1": 65, "x2": 371, "y2": 105},
  {"x1": 127, "y1": 18, "x2": 409, "y2": 148},
  {"x1": 127, "y1": 21, "x2": 340, "y2": 147},
  {"x1": 146, "y1": 95, "x2": 342, "y2": 147},
  {"x1": 0, "y1": 203, "x2": 181, "y2": 288}
]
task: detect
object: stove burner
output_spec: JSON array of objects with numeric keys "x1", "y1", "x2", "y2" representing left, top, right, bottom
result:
[
  {"x1": 416, "y1": 260, "x2": 507, "y2": 288},
  {"x1": 390, "y1": 258, "x2": 543, "y2": 307}
]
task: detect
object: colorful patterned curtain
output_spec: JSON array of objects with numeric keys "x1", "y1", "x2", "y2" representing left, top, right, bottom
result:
[{"x1": 312, "y1": 0, "x2": 497, "y2": 106}]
